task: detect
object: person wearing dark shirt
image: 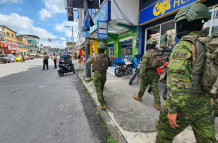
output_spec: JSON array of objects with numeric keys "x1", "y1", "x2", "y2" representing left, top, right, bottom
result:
[{"x1": 42, "y1": 53, "x2": 49, "y2": 70}]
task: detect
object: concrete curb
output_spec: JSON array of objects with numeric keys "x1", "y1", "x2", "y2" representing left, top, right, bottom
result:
[{"x1": 77, "y1": 72, "x2": 127, "y2": 143}]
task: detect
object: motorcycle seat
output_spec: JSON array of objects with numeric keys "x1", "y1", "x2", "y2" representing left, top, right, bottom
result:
[{"x1": 114, "y1": 62, "x2": 125, "y2": 66}]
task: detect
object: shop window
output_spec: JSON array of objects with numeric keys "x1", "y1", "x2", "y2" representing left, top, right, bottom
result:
[
  {"x1": 203, "y1": 8, "x2": 215, "y2": 36},
  {"x1": 147, "y1": 25, "x2": 160, "y2": 50},
  {"x1": 160, "y1": 21, "x2": 176, "y2": 49},
  {"x1": 211, "y1": 7, "x2": 218, "y2": 34},
  {"x1": 0, "y1": 33, "x2": 4, "y2": 41},
  {"x1": 121, "y1": 39, "x2": 133, "y2": 62}
]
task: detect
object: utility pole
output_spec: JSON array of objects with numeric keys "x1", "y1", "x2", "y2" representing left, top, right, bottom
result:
[
  {"x1": 64, "y1": 26, "x2": 74, "y2": 53},
  {"x1": 83, "y1": 0, "x2": 92, "y2": 80}
]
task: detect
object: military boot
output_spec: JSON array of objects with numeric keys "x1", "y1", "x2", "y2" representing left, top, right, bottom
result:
[
  {"x1": 133, "y1": 95, "x2": 142, "y2": 101},
  {"x1": 101, "y1": 105, "x2": 106, "y2": 110},
  {"x1": 153, "y1": 103, "x2": 160, "y2": 110}
]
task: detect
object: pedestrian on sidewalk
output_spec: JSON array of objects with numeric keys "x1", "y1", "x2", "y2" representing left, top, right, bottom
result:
[
  {"x1": 156, "y1": 3, "x2": 217, "y2": 143},
  {"x1": 133, "y1": 38, "x2": 161, "y2": 110},
  {"x1": 78, "y1": 54, "x2": 82, "y2": 67},
  {"x1": 22, "y1": 54, "x2": 25, "y2": 62},
  {"x1": 92, "y1": 51, "x2": 96, "y2": 56},
  {"x1": 53, "y1": 54, "x2": 57, "y2": 68},
  {"x1": 42, "y1": 53, "x2": 49, "y2": 70},
  {"x1": 74, "y1": 53, "x2": 77, "y2": 61},
  {"x1": 87, "y1": 43, "x2": 112, "y2": 110},
  {"x1": 82, "y1": 55, "x2": 85, "y2": 66}
]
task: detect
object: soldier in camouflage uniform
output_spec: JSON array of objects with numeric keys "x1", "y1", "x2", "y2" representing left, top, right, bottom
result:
[
  {"x1": 156, "y1": 3, "x2": 217, "y2": 143},
  {"x1": 87, "y1": 43, "x2": 112, "y2": 110},
  {"x1": 133, "y1": 39, "x2": 161, "y2": 110}
]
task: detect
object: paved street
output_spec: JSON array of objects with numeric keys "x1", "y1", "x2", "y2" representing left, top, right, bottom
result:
[{"x1": 0, "y1": 59, "x2": 108, "y2": 143}]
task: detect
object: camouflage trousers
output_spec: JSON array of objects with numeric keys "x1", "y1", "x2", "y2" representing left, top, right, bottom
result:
[
  {"x1": 213, "y1": 97, "x2": 218, "y2": 117},
  {"x1": 156, "y1": 96, "x2": 217, "y2": 143},
  {"x1": 138, "y1": 69, "x2": 160, "y2": 106},
  {"x1": 93, "y1": 72, "x2": 107, "y2": 107}
]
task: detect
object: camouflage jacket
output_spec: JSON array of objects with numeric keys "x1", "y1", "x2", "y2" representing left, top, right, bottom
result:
[
  {"x1": 87, "y1": 53, "x2": 112, "y2": 67},
  {"x1": 167, "y1": 31, "x2": 208, "y2": 114}
]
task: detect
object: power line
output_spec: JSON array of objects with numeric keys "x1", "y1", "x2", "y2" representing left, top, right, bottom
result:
[
  {"x1": 33, "y1": 0, "x2": 44, "y2": 9},
  {"x1": 0, "y1": 0, "x2": 13, "y2": 8}
]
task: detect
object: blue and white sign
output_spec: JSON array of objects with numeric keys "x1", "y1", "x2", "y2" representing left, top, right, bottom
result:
[
  {"x1": 82, "y1": 31, "x2": 90, "y2": 37},
  {"x1": 90, "y1": 0, "x2": 111, "y2": 34},
  {"x1": 140, "y1": 0, "x2": 205, "y2": 25},
  {"x1": 97, "y1": 21, "x2": 108, "y2": 39}
]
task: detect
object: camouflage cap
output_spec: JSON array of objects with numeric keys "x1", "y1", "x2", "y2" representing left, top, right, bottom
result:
[{"x1": 97, "y1": 43, "x2": 107, "y2": 49}]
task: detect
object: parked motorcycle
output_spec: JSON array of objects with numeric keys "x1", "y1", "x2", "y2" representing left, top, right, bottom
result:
[
  {"x1": 57, "y1": 57, "x2": 75, "y2": 76},
  {"x1": 129, "y1": 62, "x2": 141, "y2": 85},
  {"x1": 114, "y1": 58, "x2": 137, "y2": 77}
]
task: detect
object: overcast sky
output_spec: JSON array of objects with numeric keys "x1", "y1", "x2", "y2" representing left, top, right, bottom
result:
[{"x1": 0, "y1": 0, "x2": 78, "y2": 49}]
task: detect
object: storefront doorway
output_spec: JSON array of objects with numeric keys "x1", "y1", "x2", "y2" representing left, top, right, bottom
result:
[{"x1": 120, "y1": 39, "x2": 132, "y2": 62}]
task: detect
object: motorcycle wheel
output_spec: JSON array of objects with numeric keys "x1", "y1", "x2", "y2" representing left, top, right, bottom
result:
[
  {"x1": 129, "y1": 73, "x2": 137, "y2": 85},
  {"x1": 114, "y1": 68, "x2": 123, "y2": 77},
  {"x1": 58, "y1": 70, "x2": 64, "y2": 76},
  {"x1": 163, "y1": 88, "x2": 168, "y2": 100}
]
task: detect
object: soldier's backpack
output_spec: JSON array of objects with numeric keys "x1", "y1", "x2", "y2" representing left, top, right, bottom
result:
[
  {"x1": 181, "y1": 30, "x2": 218, "y2": 94},
  {"x1": 148, "y1": 49, "x2": 163, "y2": 69},
  {"x1": 92, "y1": 53, "x2": 110, "y2": 72},
  {"x1": 203, "y1": 30, "x2": 218, "y2": 94}
]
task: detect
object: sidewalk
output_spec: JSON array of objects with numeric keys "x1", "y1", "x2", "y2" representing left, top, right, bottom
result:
[{"x1": 73, "y1": 61, "x2": 218, "y2": 143}]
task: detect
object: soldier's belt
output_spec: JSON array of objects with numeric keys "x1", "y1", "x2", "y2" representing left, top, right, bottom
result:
[{"x1": 188, "y1": 93, "x2": 208, "y2": 99}]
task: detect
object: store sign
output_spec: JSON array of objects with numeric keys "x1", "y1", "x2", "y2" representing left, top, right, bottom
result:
[
  {"x1": 76, "y1": 37, "x2": 85, "y2": 46},
  {"x1": 97, "y1": 21, "x2": 108, "y2": 39},
  {"x1": 0, "y1": 42, "x2": 5, "y2": 47},
  {"x1": 82, "y1": 31, "x2": 90, "y2": 37},
  {"x1": 8, "y1": 46, "x2": 17, "y2": 51},
  {"x1": 140, "y1": 0, "x2": 206, "y2": 25},
  {"x1": 90, "y1": 0, "x2": 111, "y2": 34}
]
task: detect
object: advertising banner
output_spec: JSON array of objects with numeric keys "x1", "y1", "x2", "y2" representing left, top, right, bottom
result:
[
  {"x1": 90, "y1": 0, "x2": 111, "y2": 34},
  {"x1": 140, "y1": 0, "x2": 206, "y2": 25},
  {"x1": 67, "y1": 0, "x2": 74, "y2": 21},
  {"x1": 8, "y1": 46, "x2": 17, "y2": 51}
]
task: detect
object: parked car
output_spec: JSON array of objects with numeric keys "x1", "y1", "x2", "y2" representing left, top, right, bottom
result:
[
  {"x1": 15, "y1": 55, "x2": 22, "y2": 62},
  {"x1": 29, "y1": 55, "x2": 34, "y2": 60},
  {"x1": 0, "y1": 54, "x2": 16, "y2": 63}
]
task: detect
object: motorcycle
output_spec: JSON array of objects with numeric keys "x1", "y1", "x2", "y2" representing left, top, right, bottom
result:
[
  {"x1": 129, "y1": 62, "x2": 141, "y2": 85},
  {"x1": 57, "y1": 60, "x2": 75, "y2": 76},
  {"x1": 114, "y1": 58, "x2": 137, "y2": 77}
]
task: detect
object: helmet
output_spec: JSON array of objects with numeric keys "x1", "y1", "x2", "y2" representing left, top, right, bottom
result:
[
  {"x1": 134, "y1": 52, "x2": 140, "y2": 58},
  {"x1": 97, "y1": 43, "x2": 107, "y2": 49},
  {"x1": 147, "y1": 39, "x2": 157, "y2": 45},
  {"x1": 175, "y1": 3, "x2": 210, "y2": 23}
]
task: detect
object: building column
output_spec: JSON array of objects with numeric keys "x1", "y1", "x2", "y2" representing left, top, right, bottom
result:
[
  {"x1": 108, "y1": 34, "x2": 121, "y2": 63},
  {"x1": 132, "y1": 27, "x2": 139, "y2": 58},
  {"x1": 137, "y1": 25, "x2": 145, "y2": 58},
  {"x1": 114, "y1": 38, "x2": 121, "y2": 63}
]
